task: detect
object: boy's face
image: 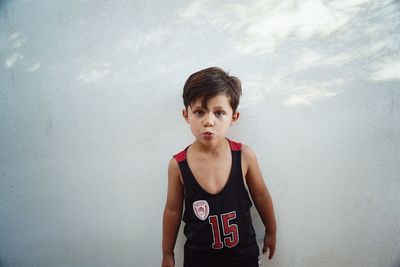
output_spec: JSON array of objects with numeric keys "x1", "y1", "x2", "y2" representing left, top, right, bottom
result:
[{"x1": 183, "y1": 94, "x2": 239, "y2": 145}]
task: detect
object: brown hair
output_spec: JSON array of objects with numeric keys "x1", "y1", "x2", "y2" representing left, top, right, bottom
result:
[{"x1": 182, "y1": 67, "x2": 242, "y2": 112}]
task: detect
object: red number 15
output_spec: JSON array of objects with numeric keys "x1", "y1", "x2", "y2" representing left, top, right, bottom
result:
[{"x1": 208, "y1": 211, "x2": 239, "y2": 249}]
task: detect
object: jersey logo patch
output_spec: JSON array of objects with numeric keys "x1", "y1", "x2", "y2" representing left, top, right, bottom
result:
[{"x1": 193, "y1": 200, "x2": 209, "y2": 221}]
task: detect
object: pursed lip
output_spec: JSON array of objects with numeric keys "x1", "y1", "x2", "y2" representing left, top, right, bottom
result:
[{"x1": 201, "y1": 131, "x2": 215, "y2": 138}]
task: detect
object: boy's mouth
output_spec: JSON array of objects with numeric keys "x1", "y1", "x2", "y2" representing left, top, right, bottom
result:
[{"x1": 202, "y1": 131, "x2": 214, "y2": 138}]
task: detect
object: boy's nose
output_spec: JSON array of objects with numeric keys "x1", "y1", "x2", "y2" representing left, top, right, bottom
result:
[{"x1": 203, "y1": 113, "x2": 215, "y2": 127}]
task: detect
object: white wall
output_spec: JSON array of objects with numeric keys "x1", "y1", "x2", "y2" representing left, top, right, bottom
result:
[{"x1": 1, "y1": 0, "x2": 399, "y2": 266}]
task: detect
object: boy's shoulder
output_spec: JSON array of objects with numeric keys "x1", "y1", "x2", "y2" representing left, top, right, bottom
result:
[{"x1": 241, "y1": 143, "x2": 258, "y2": 165}]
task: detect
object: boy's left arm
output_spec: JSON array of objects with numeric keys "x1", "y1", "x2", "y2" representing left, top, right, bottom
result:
[{"x1": 242, "y1": 145, "x2": 277, "y2": 260}]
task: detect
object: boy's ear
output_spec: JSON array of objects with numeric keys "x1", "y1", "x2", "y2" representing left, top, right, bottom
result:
[
  {"x1": 182, "y1": 109, "x2": 189, "y2": 123},
  {"x1": 231, "y1": 111, "x2": 240, "y2": 125}
]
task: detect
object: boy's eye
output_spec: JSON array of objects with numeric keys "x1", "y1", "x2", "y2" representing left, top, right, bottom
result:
[
  {"x1": 215, "y1": 111, "x2": 226, "y2": 117},
  {"x1": 193, "y1": 110, "x2": 204, "y2": 116}
]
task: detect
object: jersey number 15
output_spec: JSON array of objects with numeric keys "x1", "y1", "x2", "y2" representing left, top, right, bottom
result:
[{"x1": 208, "y1": 211, "x2": 239, "y2": 249}]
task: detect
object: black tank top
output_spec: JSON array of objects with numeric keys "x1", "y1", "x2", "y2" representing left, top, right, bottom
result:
[{"x1": 173, "y1": 139, "x2": 259, "y2": 261}]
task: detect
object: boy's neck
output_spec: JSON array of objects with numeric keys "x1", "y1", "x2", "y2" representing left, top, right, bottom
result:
[{"x1": 191, "y1": 138, "x2": 229, "y2": 155}]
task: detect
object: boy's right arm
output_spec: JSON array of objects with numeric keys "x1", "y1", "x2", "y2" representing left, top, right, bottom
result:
[{"x1": 162, "y1": 158, "x2": 184, "y2": 267}]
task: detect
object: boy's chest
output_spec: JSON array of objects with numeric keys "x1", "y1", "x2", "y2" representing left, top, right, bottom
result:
[{"x1": 187, "y1": 156, "x2": 233, "y2": 194}]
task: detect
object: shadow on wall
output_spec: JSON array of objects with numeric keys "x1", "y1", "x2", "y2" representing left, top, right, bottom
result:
[
  {"x1": 175, "y1": 0, "x2": 400, "y2": 108},
  {"x1": 392, "y1": 255, "x2": 400, "y2": 267},
  {"x1": 0, "y1": 0, "x2": 11, "y2": 10}
]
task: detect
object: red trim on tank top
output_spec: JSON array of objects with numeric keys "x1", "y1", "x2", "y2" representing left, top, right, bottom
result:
[
  {"x1": 173, "y1": 150, "x2": 187, "y2": 162},
  {"x1": 227, "y1": 138, "x2": 242, "y2": 151}
]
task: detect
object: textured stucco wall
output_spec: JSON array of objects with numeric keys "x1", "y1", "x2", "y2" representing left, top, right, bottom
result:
[{"x1": 1, "y1": 0, "x2": 400, "y2": 266}]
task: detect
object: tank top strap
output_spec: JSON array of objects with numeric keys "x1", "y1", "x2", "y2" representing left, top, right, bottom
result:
[
  {"x1": 226, "y1": 138, "x2": 242, "y2": 151},
  {"x1": 226, "y1": 139, "x2": 243, "y2": 187},
  {"x1": 173, "y1": 146, "x2": 188, "y2": 163},
  {"x1": 173, "y1": 147, "x2": 200, "y2": 196}
]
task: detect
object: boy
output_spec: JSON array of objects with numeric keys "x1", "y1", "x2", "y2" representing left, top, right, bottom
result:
[{"x1": 162, "y1": 67, "x2": 277, "y2": 267}]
